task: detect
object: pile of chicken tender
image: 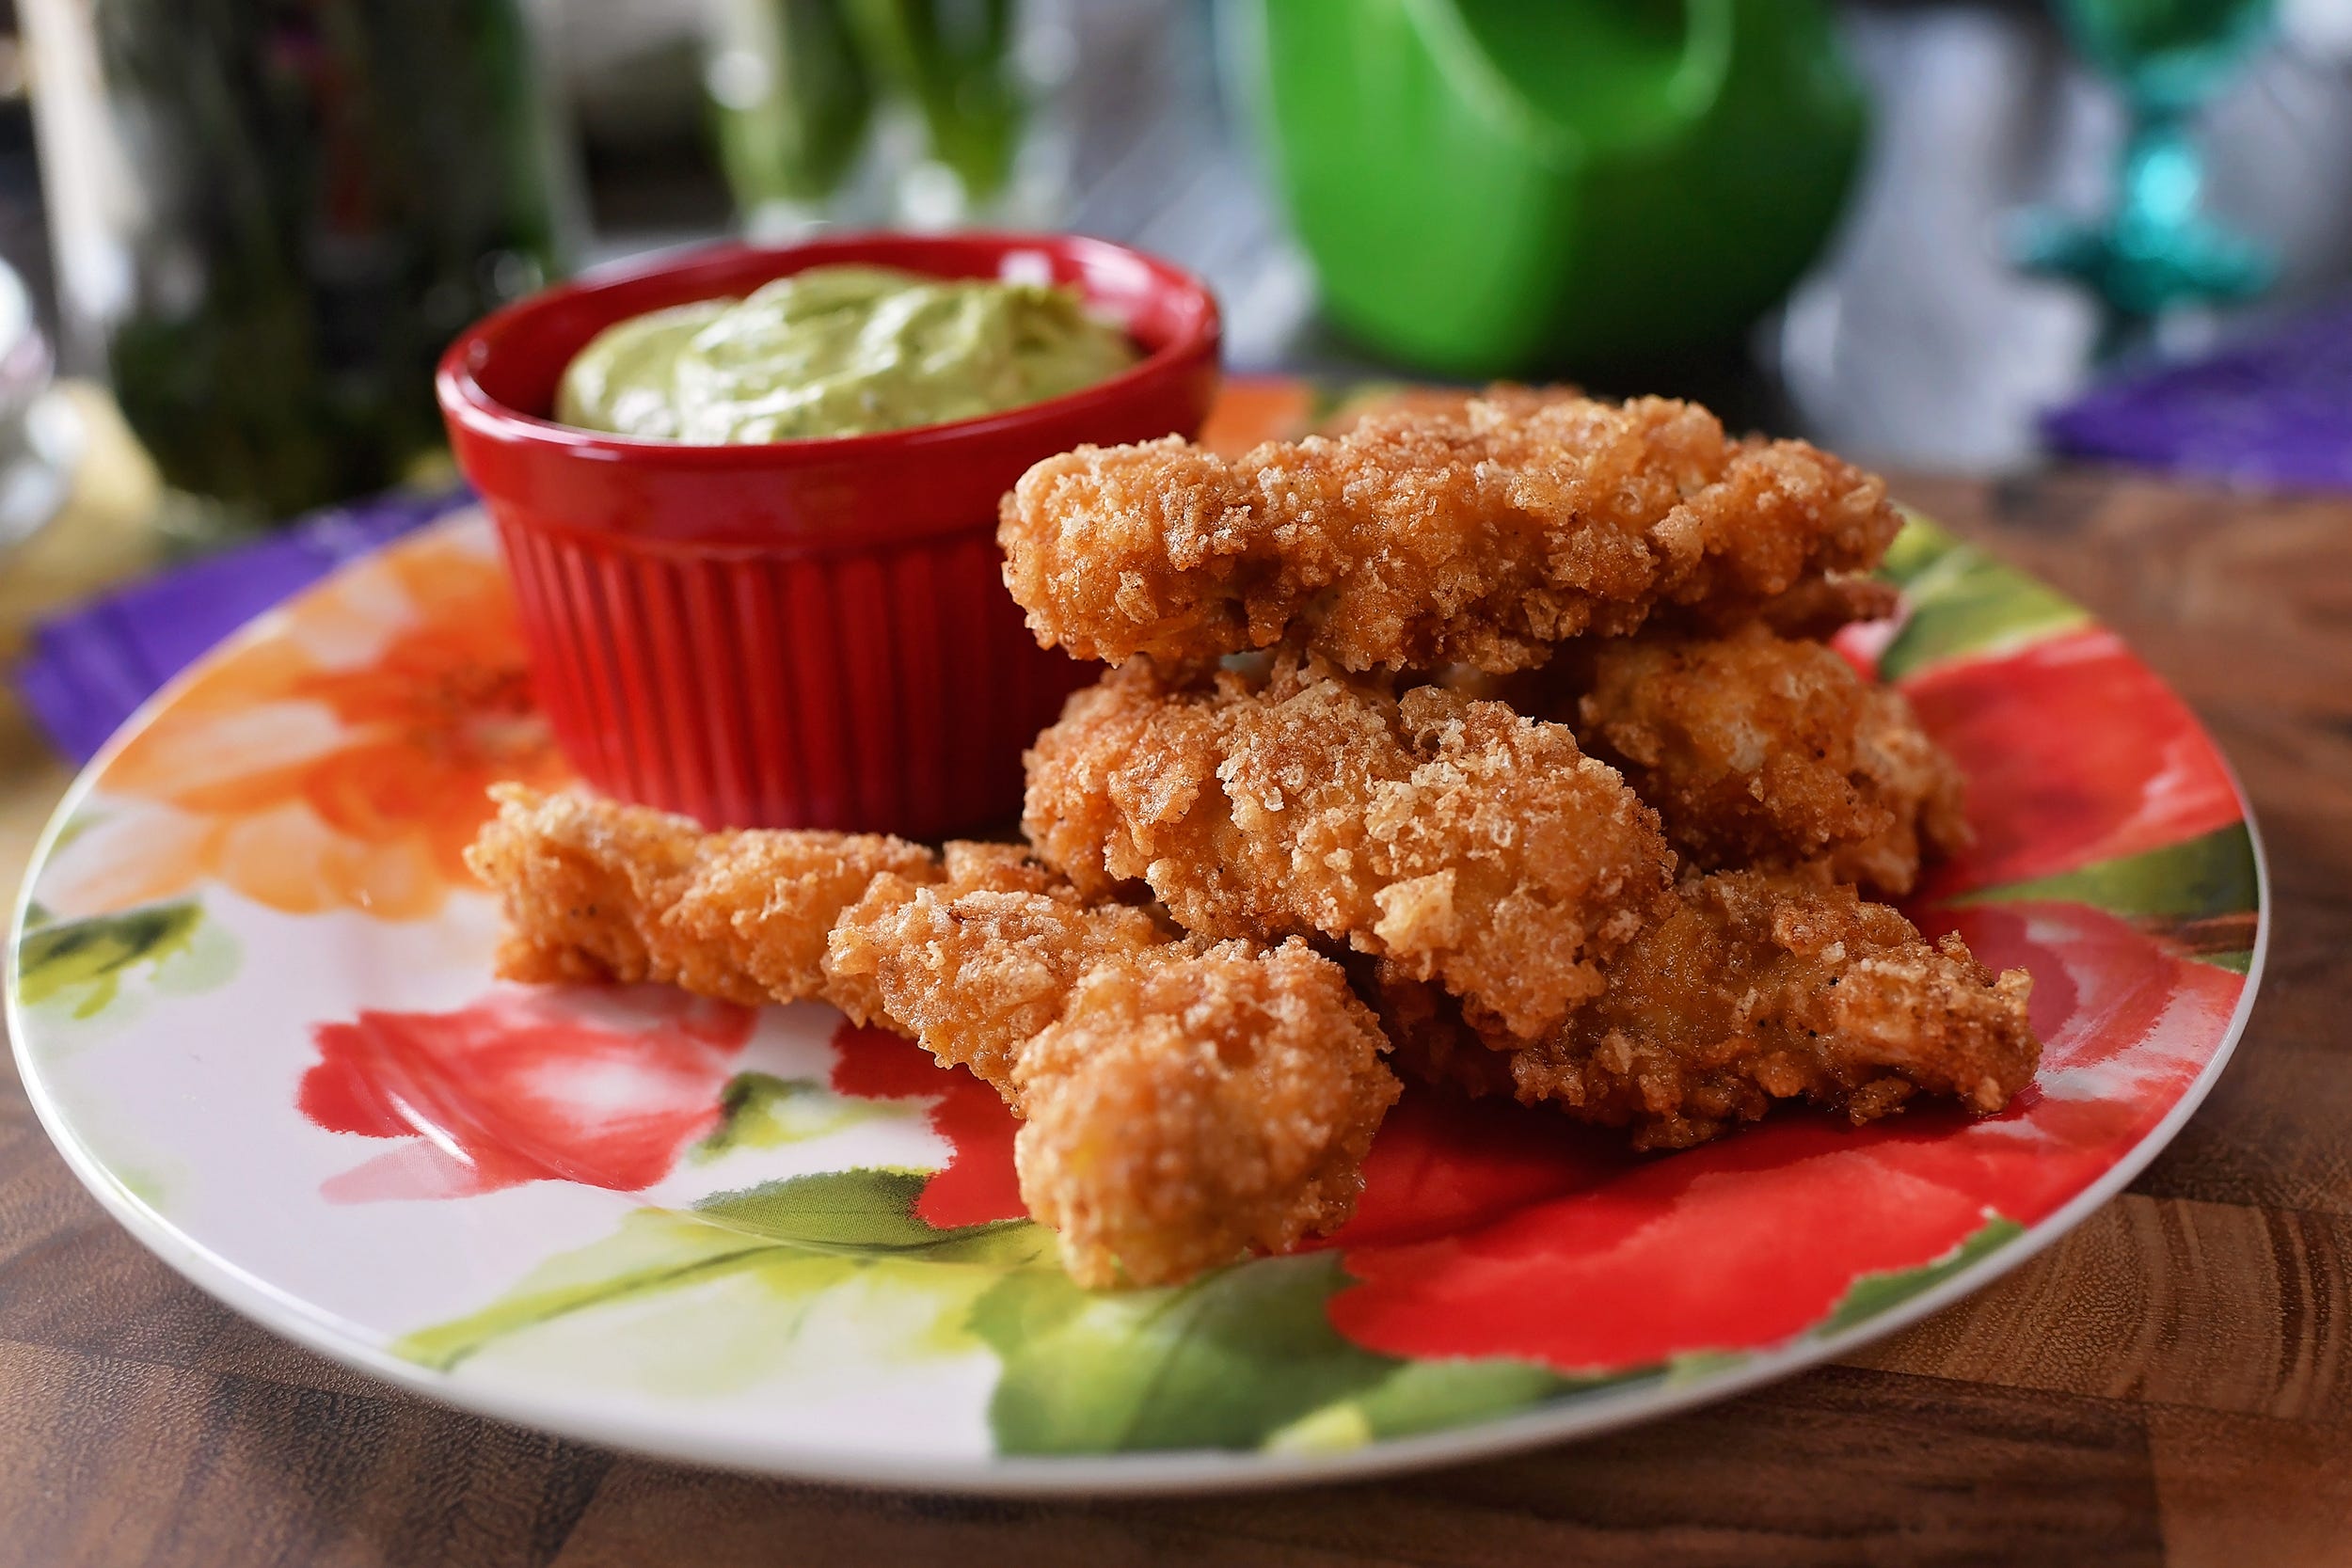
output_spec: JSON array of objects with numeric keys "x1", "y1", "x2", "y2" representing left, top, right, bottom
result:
[{"x1": 470, "y1": 388, "x2": 2040, "y2": 1290}]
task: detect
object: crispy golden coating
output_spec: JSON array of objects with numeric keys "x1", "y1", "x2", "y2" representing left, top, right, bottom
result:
[
  {"x1": 998, "y1": 392, "x2": 1899, "y2": 673},
  {"x1": 1377, "y1": 870, "x2": 2039, "y2": 1151},
  {"x1": 467, "y1": 786, "x2": 1397, "y2": 1288},
  {"x1": 1750, "y1": 572, "x2": 1901, "y2": 641},
  {"x1": 1010, "y1": 939, "x2": 1397, "y2": 1289},
  {"x1": 1537, "y1": 624, "x2": 1969, "y2": 895},
  {"x1": 1025, "y1": 654, "x2": 1676, "y2": 1041},
  {"x1": 820, "y1": 844, "x2": 1168, "y2": 1094},
  {"x1": 824, "y1": 862, "x2": 1395, "y2": 1286},
  {"x1": 465, "y1": 782, "x2": 939, "y2": 1006}
]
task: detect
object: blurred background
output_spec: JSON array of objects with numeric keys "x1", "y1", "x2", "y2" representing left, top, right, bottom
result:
[{"x1": 1, "y1": 0, "x2": 2349, "y2": 762}]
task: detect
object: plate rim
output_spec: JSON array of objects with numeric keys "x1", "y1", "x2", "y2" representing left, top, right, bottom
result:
[{"x1": 5, "y1": 522, "x2": 2273, "y2": 1497}]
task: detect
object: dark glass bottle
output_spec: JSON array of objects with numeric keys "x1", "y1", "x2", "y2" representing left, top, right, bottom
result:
[{"x1": 27, "y1": 0, "x2": 574, "y2": 526}]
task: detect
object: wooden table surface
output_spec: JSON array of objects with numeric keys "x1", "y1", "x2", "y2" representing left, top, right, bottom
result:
[{"x1": 3, "y1": 467, "x2": 2347, "y2": 1567}]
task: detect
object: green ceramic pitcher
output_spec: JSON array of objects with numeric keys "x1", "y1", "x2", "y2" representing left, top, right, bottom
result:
[{"x1": 1230, "y1": 0, "x2": 1867, "y2": 375}]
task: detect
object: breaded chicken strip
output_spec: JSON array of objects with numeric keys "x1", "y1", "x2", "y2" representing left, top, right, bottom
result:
[
  {"x1": 468, "y1": 785, "x2": 1396, "y2": 1287},
  {"x1": 828, "y1": 861, "x2": 1396, "y2": 1284},
  {"x1": 1753, "y1": 573, "x2": 1900, "y2": 641},
  {"x1": 467, "y1": 782, "x2": 940, "y2": 1006},
  {"x1": 1025, "y1": 654, "x2": 1676, "y2": 1041},
  {"x1": 1375, "y1": 869, "x2": 2039, "y2": 1151},
  {"x1": 998, "y1": 392, "x2": 1900, "y2": 673},
  {"x1": 1007, "y1": 942, "x2": 1399, "y2": 1289},
  {"x1": 818, "y1": 840, "x2": 1160, "y2": 1085},
  {"x1": 1530, "y1": 624, "x2": 1969, "y2": 896}
]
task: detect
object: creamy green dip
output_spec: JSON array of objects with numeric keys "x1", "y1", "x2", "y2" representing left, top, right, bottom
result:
[{"x1": 554, "y1": 264, "x2": 1139, "y2": 443}]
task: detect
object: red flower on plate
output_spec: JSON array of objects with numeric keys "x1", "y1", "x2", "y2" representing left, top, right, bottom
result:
[
  {"x1": 1907, "y1": 627, "x2": 2244, "y2": 897},
  {"x1": 829, "y1": 1022, "x2": 1025, "y2": 1227},
  {"x1": 1323, "y1": 901, "x2": 2244, "y2": 1370},
  {"x1": 301, "y1": 987, "x2": 755, "y2": 1202},
  {"x1": 810, "y1": 895, "x2": 2243, "y2": 1375}
]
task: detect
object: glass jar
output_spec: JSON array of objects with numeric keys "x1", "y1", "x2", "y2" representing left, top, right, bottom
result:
[
  {"x1": 702, "y1": 0, "x2": 1075, "y2": 237},
  {"x1": 0, "y1": 252, "x2": 163, "y2": 755},
  {"x1": 22, "y1": 0, "x2": 578, "y2": 531}
]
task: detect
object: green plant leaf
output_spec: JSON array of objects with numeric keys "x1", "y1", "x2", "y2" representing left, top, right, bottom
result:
[
  {"x1": 1814, "y1": 1214, "x2": 2025, "y2": 1338},
  {"x1": 691, "y1": 1071, "x2": 898, "y2": 1161},
  {"x1": 1955, "y1": 827, "x2": 2259, "y2": 971},
  {"x1": 708, "y1": 0, "x2": 872, "y2": 206},
  {"x1": 16, "y1": 901, "x2": 219, "y2": 1018},
  {"x1": 1956, "y1": 826, "x2": 2256, "y2": 922},
  {"x1": 975, "y1": 1252, "x2": 1593, "y2": 1455},
  {"x1": 396, "y1": 1167, "x2": 1057, "y2": 1372},
  {"x1": 841, "y1": 0, "x2": 1022, "y2": 198},
  {"x1": 397, "y1": 1207, "x2": 788, "y2": 1370},
  {"x1": 1268, "y1": 1354, "x2": 1597, "y2": 1453},
  {"x1": 1876, "y1": 516, "x2": 2089, "y2": 681},
  {"x1": 975, "y1": 1253, "x2": 1414, "y2": 1454},
  {"x1": 691, "y1": 1168, "x2": 1041, "y2": 1260}
]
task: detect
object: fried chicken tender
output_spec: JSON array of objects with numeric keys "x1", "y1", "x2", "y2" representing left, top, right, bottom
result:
[
  {"x1": 467, "y1": 785, "x2": 1396, "y2": 1287},
  {"x1": 465, "y1": 782, "x2": 938, "y2": 1006},
  {"x1": 1752, "y1": 573, "x2": 1901, "y2": 641},
  {"x1": 1009, "y1": 942, "x2": 1400, "y2": 1289},
  {"x1": 819, "y1": 842, "x2": 1162, "y2": 1088},
  {"x1": 998, "y1": 392, "x2": 1900, "y2": 673},
  {"x1": 1376, "y1": 870, "x2": 2040, "y2": 1151},
  {"x1": 1533, "y1": 624, "x2": 1969, "y2": 896},
  {"x1": 1024, "y1": 654, "x2": 1675, "y2": 1041},
  {"x1": 825, "y1": 864, "x2": 1396, "y2": 1285}
]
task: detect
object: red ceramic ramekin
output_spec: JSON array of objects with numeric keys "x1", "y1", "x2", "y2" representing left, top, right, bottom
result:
[{"x1": 437, "y1": 234, "x2": 1220, "y2": 836}]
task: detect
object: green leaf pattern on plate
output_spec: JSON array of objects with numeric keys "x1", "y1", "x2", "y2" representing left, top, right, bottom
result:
[
  {"x1": 994, "y1": 1251, "x2": 1574, "y2": 1456},
  {"x1": 399, "y1": 1167, "x2": 1576, "y2": 1452},
  {"x1": 397, "y1": 1169, "x2": 1057, "y2": 1376},
  {"x1": 15, "y1": 900, "x2": 238, "y2": 1022},
  {"x1": 1956, "y1": 826, "x2": 2260, "y2": 973},
  {"x1": 1876, "y1": 514, "x2": 2091, "y2": 682},
  {"x1": 1265, "y1": 1356, "x2": 1596, "y2": 1454},
  {"x1": 972, "y1": 1253, "x2": 1400, "y2": 1453},
  {"x1": 1813, "y1": 1215, "x2": 2026, "y2": 1338},
  {"x1": 403, "y1": 1186, "x2": 2031, "y2": 1455},
  {"x1": 691, "y1": 1070, "x2": 904, "y2": 1161}
]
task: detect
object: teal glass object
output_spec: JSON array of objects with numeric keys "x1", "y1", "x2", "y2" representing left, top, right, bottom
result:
[
  {"x1": 1228, "y1": 0, "x2": 1867, "y2": 376},
  {"x1": 2012, "y1": 0, "x2": 2278, "y2": 327}
]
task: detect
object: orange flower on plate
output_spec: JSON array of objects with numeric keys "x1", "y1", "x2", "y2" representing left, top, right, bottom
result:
[
  {"x1": 1195, "y1": 376, "x2": 1319, "y2": 457},
  {"x1": 40, "y1": 518, "x2": 568, "y2": 922}
]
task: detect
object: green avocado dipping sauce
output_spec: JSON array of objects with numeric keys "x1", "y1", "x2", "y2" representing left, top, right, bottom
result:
[{"x1": 554, "y1": 264, "x2": 1141, "y2": 443}]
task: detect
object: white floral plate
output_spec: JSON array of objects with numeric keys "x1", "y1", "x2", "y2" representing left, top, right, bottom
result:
[{"x1": 9, "y1": 391, "x2": 2265, "y2": 1495}]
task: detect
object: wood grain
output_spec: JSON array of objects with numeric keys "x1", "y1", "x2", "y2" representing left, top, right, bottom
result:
[{"x1": 3, "y1": 469, "x2": 2348, "y2": 1567}]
